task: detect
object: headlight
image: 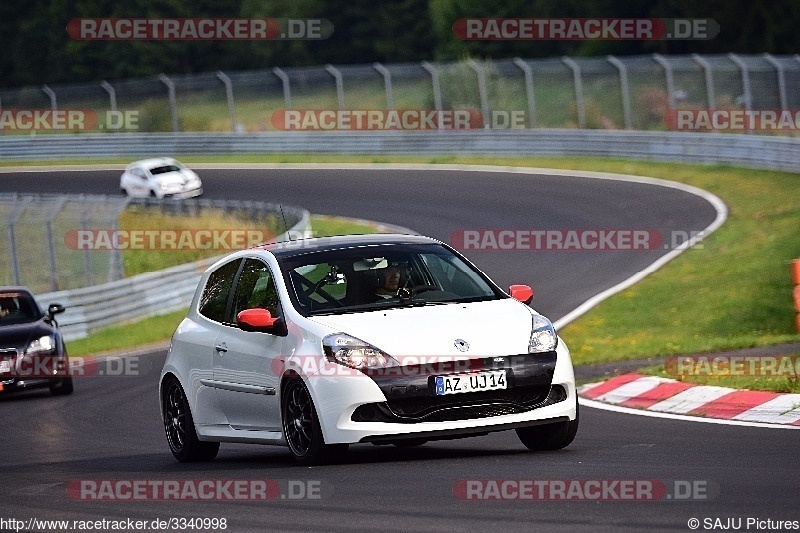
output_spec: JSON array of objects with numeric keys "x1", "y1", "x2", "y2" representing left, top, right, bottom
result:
[
  {"x1": 26, "y1": 335, "x2": 55, "y2": 355},
  {"x1": 528, "y1": 314, "x2": 557, "y2": 353},
  {"x1": 322, "y1": 333, "x2": 399, "y2": 371}
]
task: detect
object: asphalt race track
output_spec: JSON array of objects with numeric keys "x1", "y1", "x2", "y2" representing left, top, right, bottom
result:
[{"x1": 1, "y1": 167, "x2": 796, "y2": 532}]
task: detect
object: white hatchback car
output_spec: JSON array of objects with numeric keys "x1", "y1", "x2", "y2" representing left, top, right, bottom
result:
[
  {"x1": 120, "y1": 157, "x2": 202, "y2": 199},
  {"x1": 160, "y1": 234, "x2": 577, "y2": 464}
]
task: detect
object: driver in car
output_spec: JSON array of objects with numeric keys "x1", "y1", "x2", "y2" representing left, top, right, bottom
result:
[{"x1": 374, "y1": 264, "x2": 402, "y2": 299}]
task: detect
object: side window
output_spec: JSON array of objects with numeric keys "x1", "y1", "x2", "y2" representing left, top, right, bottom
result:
[
  {"x1": 231, "y1": 258, "x2": 279, "y2": 320},
  {"x1": 199, "y1": 259, "x2": 241, "y2": 323}
]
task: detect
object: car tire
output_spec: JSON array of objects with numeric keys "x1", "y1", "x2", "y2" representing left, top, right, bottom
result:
[
  {"x1": 162, "y1": 376, "x2": 219, "y2": 462},
  {"x1": 516, "y1": 400, "x2": 579, "y2": 451},
  {"x1": 282, "y1": 378, "x2": 348, "y2": 465},
  {"x1": 50, "y1": 376, "x2": 73, "y2": 396}
]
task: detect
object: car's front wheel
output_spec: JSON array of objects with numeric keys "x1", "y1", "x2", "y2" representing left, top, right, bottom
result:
[
  {"x1": 49, "y1": 376, "x2": 73, "y2": 395},
  {"x1": 516, "y1": 401, "x2": 579, "y2": 451},
  {"x1": 282, "y1": 378, "x2": 348, "y2": 465},
  {"x1": 162, "y1": 377, "x2": 219, "y2": 462}
]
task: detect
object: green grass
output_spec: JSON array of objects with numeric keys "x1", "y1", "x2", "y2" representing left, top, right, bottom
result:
[
  {"x1": 637, "y1": 356, "x2": 800, "y2": 394},
  {"x1": 67, "y1": 308, "x2": 187, "y2": 356}
]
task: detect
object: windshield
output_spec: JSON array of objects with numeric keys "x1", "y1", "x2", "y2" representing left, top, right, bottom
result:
[
  {"x1": 149, "y1": 164, "x2": 182, "y2": 175},
  {"x1": 280, "y1": 244, "x2": 502, "y2": 316},
  {"x1": 0, "y1": 291, "x2": 43, "y2": 325}
]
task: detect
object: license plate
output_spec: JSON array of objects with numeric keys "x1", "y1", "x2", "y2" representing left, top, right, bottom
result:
[
  {"x1": 0, "y1": 360, "x2": 10, "y2": 374},
  {"x1": 435, "y1": 370, "x2": 507, "y2": 395}
]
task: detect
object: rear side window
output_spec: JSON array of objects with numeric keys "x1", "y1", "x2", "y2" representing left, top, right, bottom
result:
[{"x1": 199, "y1": 259, "x2": 241, "y2": 323}]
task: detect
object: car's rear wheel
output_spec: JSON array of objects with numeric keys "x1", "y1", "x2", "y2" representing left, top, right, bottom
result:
[
  {"x1": 516, "y1": 401, "x2": 579, "y2": 451},
  {"x1": 162, "y1": 377, "x2": 219, "y2": 462},
  {"x1": 282, "y1": 378, "x2": 347, "y2": 465},
  {"x1": 49, "y1": 376, "x2": 73, "y2": 396}
]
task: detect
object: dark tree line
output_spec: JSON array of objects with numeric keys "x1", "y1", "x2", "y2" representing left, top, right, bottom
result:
[{"x1": 1, "y1": 0, "x2": 798, "y2": 88}]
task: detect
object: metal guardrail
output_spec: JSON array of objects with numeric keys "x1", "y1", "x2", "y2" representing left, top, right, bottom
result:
[
  {"x1": 33, "y1": 205, "x2": 311, "y2": 341},
  {"x1": 2, "y1": 130, "x2": 800, "y2": 172}
]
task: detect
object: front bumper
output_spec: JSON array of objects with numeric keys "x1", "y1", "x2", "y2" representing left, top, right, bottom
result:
[
  {"x1": 306, "y1": 343, "x2": 577, "y2": 444},
  {"x1": 0, "y1": 350, "x2": 69, "y2": 393}
]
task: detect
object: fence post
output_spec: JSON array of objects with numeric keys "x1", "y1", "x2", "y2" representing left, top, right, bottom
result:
[
  {"x1": 607, "y1": 55, "x2": 633, "y2": 130},
  {"x1": 763, "y1": 54, "x2": 788, "y2": 112},
  {"x1": 100, "y1": 80, "x2": 119, "y2": 132},
  {"x1": 80, "y1": 195, "x2": 93, "y2": 287},
  {"x1": 691, "y1": 53, "x2": 715, "y2": 109},
  {"x1": 652, "y1": 54, "x2": 677, "y2": 111},
  {"x1": 421, "y1": 61, "x2": 443, "y2": 128},
  {"x1": 42, "y1": 85, "x2": 57, "y2": 113},
  {"x1": 372, "y1": 62, "x2": 394, "y2": 111},
  {"x1": 158, "y1": 74, "x2": 179, "y2": 133},
  {"x1": 467, "y1": 59, "x2": 490, "y2": 129},
  {"x1": 7, "y1": 196, "x2": 31, "y2": 286},
  {"x1": 273, "y1": 67, "x2": 292, "y2": 110},
  {"x1": 513, "y1": 58, "x2": 536, "y2": 128},
  {"x1": 561, "y1": 57, "x2": 585, "y2": 129},
  {"x1": 216, "y1": 71, "x2": 238, "y2": 132},
  {"x1": 728, "y1": 53, "x2": 753, "y2": 132},
  {"x1": 45, "y1": 197, "x2": 67, "y2": 291},
  {"x1": 108, "y1": 196, "x2": 130, "y2": 282},
  {"x1": 324, "y1": 64, "x2": 345, "y2": 110}
]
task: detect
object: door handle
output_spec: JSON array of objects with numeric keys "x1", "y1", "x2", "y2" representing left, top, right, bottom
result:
[{"x1": 215, "y1": 342, "x2": 228, "y2": 353}]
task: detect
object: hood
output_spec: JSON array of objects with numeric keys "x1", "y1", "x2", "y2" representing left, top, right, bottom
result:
[
  {"x1": 152, "y1": 170, "x2": 192, "y2": 185},
  {"x1": 0, "y1": 319, "x2": 55, "y2": 351},
  {"x1": 307, "y1": 298, "x2": 534, "y2": 360}
]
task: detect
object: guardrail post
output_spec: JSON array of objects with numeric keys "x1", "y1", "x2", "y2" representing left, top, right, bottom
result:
[
  {"x1": 793, "y1": 259, "x2": 800, "y2": 332},
  {"x1": 763, "y1": 54, "x2": 788, "y2": 112},
  {"x1": 216, "y1": 71, "x2": 238, "y2": 132},
  {"x1": 325, "y1": 64, "x2": 345, "y2": 110},
  {"x1": 100, "y1": 81, "x2": 119, "y2": 132},
  {"x1": 513, "y1": 58, "x2": 536, "y2": 128},
  {"x1": 561, "y1": 57, "x2": 585, "y2": 129},
  {"x1": 653, "y1": 54, "x2": 677, "y2": 111},
  {"x1": 273, "y1": 67, "x2": 292, "y2": 110},
  {"x1": 691, "y1": 53, "x2": 715, "y2": 109},
  {"x1": 467, "y1": 59, "x2": 490, "y2": 129},
  {"x1": 158, "y1": 74, "x2": 179, "y2": 133},
  {"x1": 372, "y1": 62, "x2": 394, "y2": 111},
  {"x1": 421, "y1": 61, "x2": 443, "y2": 128},
  {"x1": 607, "y1": 55, "x2": 633, "y2": 130},
  {"x1": 728, "y1": 53, "x2": 753, "y2": 132}
]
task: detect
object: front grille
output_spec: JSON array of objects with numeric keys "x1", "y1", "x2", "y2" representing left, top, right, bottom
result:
[{"x1": 353, "y1": 384, "x2": 567, "y2": 423}]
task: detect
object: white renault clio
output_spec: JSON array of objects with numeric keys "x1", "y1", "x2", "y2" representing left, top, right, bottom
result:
[{"x1": 160, "y1": 234, "x2": 577, "y2": 464}]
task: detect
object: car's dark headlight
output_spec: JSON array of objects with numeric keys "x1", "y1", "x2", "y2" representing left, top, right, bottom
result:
[
  {"x1": 322, "y1": 333, "x2": 399, "y2": 371},
  {"x1": 26, "y1": 335, "x2": 55, "y2": 355},
  {"x1": 529, "y1": 314, "x2": 557, "y2": 353}
]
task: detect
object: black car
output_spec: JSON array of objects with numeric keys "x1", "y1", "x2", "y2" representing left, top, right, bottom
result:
[{"x1": 0, "y1": 286, "x2": 72, "y2": 395}]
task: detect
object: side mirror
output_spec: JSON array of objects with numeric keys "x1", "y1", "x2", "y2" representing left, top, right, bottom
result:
[
  {"x1": 237, "y1": 308, "x2": 287, "y2": 335},
  {"x1": 509, "y1": 285, "x2": 534, "y2": 305},
  {"x1": 47, "y1": 303, "x2": 65, "y2": 319}
]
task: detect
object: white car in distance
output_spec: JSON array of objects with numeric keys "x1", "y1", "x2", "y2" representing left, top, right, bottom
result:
[{"x1": 120, "y1": 157, "x2": 202, "y2": 199}]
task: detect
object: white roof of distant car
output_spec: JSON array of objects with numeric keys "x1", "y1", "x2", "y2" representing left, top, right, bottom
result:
[{"x1": 126, "y1": 157, "x2": 181, "y2": 170}]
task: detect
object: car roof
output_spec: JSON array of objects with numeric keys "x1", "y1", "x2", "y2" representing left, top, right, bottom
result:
[
  {"x1": 0, "y1": 286, "x2": 35, "y2": 297},
  {"x1": 127, "y1": 157, "x2": 179, "y2": 169},
  {"x1": 259, "y1": 233, "x2": 442, "y2": 259}
]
